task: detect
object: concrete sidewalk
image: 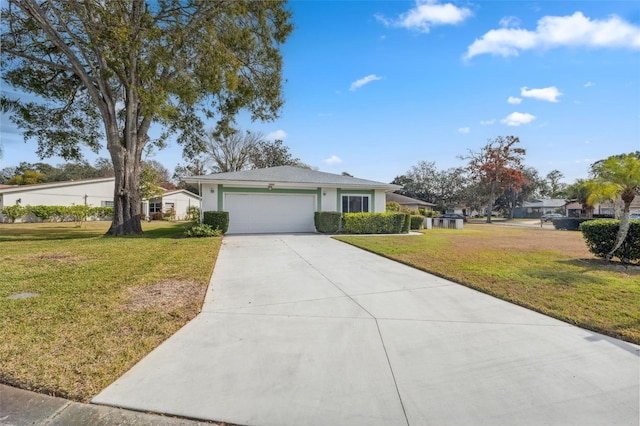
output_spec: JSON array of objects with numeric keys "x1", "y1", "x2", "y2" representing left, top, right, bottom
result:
[
  {"x1": 93, "y1": 234, "x2": 640, "y2": 426},
  {"x1": 0, "y1": 383, "x2": 217, "y2": 426}
]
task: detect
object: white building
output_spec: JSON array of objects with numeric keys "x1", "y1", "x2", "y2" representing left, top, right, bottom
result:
[{"x1": 0, "y1": 177, "x2": 200, "y2": 222}]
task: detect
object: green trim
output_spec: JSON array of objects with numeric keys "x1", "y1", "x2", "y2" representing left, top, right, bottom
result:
[
  {"x1": 337, "y1": 189, "x2": 375, "y2": 213},
  {"x1": 218, "y1": 186, "x2": 321, "y2": 211}
]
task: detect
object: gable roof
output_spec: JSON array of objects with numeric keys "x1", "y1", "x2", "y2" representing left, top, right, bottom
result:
[
  {"x1": 184, "y1": 166, "x2": 400, "y2": 190},
  {"x1": 0, "y1": 177, "x2": 115, "y2": 195},
  {"x1": 386, "y1": 192, "x2": 436, "y2": 207},
  {"x1": 523, "y1": 199, "x2": 568, "y2": 208}
]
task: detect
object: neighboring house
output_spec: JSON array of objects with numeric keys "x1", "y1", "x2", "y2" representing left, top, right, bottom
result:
[
  {"x1": 566, "y1": 195, "x2": 640, "y2": 218},
  {"x1": 513, "y1": 198, "x2": 568, "y2": 218},
  {"x1": 386, "y1": 192, "x2": 435, "y2": 212},
  {"x1": 0, "y1": 177, "x2": 200, "y2": 222},
  {"x1": 0, "y1": 177, "x2": 115, "y2": 222},
  {"x1": 184, "y1": 166, "x2": 400, "y2": 234},
  {"x1": 144, "y1": 189, "x2": 201, "y2": 220}
]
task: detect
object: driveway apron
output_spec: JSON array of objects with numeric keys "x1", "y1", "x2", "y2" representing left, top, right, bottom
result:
[{"x1": 93, "y1": 234, "x2": 639, "y2": 426}]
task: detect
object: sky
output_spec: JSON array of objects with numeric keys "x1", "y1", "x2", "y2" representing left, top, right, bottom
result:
[{"x1": 1, "y1": 0, "x2": 639, "y2": 185}]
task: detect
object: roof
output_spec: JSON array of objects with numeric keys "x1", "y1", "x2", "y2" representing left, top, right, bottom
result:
[
  {"x1": 159, "y1": 189, "x2": 201, "y2": 199},
  {"x1": 0, "y1": 177, "x2": 115, "y2": 194},
  {"x1": 386, "y1": 192, "x2": 436, "y2": 207},
  {"x1": 184, "y1": 166, "x2": 400, "y2": 191},
  {"x1": 523, "y1": 198, "x2": 568, "y2": 208}
]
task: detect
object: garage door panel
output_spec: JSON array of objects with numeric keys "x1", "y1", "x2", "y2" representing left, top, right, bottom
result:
[{"x1": 225, "y1": 193, "x2": 316, "y2": 234}]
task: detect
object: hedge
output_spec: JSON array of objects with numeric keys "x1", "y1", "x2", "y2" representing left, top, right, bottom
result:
[
  {"x1": 580, "y1": 219, "x2": 640, "y2": 263},
  {"x1": 314, "y1": 211, "x2": 341, "y2": 233},
  {"x1": 1, "y1": 205, "x2": 113, "y2": 223},
  {"x1": 203, "y1": 211, "x2": 229, "y2": 234},
  {"x1": 342, "y1": 212, "x2": 406, "y2": 234},
  {"x1": 410, "y1": 215, "x2": 425, "y2": 230},
  {"x1": 401, "y1": 213, "x2": 411, "y2": 233},
  {"x1": 552, "y1": 217, "x2": 594, "y2": 231}
]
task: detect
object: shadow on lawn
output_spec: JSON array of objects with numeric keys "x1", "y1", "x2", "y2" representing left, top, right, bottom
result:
[
  {"x1": 0, "y1": 222, "x2": 190, "y2": 242},
  {"x1": 521, "y1": 261, "x2": 619, "y2": 286}
]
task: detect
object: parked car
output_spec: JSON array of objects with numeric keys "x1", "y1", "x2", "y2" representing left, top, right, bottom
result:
[
  {"x1": 630, "y1": 213, "x2": 640, "y2": 220},
  {"x1": 541, "y1": 213, "x2": 564, "y2": 222},
  {"x1": 438, "y1": 213, "x2": 468, "y2": 222}
]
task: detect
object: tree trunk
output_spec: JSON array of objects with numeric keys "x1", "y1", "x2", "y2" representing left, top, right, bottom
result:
[
  {"x1": 606, "y1": 201, "x2": 632, "y2": 263},
  {"x1": 486, "y1": 183, "x2": 495, "y2": 223},
  {"x1": 106, "y1": 129, "x2": 143, "y2": 235}
]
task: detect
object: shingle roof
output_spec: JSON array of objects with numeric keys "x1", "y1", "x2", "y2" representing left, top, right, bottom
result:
[
  {"x1": 185, "y1": 166, "x2": 399, "y2": 190},
  {"x1": 523, "y1": 198, "x2": 568, "y2": 208},
  {"x1": 0, "y1": 177, "x2": 115, "y2": 194},
  {"x1": 386, "y1": 192, "x2": 436, "y2": 206}
]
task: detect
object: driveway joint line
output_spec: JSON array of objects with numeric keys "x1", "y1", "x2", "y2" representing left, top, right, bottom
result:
[
  {"x1": 206, "y1": 294, "x2": 355, "y2": 311},
  {"x1": 282, "y1": 238, "x2": 411, "y2": 425},
  {"x1": 202, "y1": 311, "x2": 375, "y2": 321},
  {"x1": 349, "y1": 283, "x2": 454, "y2": 297},
  {"x1": 376, "y1": 317, "x2": 571, "y2": 327}
]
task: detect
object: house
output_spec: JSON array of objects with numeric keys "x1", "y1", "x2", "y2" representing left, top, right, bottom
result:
[
  {"x1": 144, "y1": 189, "x2": 201, "y2": 220},
  {"x1": 184, "y1": 166, "x2": 400, "y2": 234},
  {"x1": 566, "y1": 195, "x2": 640, "y2": 218},
  {"x1": 386, "y1": 192, "x2": 435, "y2": 211},
  {"x1": 0, "y1": 177, "x2": 200, "y2": 222},
  {"x1": 513, "y1": 198, "x2": 568, "y2": 218},
  {"x1": 0, "y1": 177, "x2": 115, "y2": 222}
]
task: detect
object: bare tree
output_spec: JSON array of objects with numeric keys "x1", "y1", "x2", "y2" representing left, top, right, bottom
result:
[{"x1": 204, "y1": 130, "x2": 264, "y2": 173}]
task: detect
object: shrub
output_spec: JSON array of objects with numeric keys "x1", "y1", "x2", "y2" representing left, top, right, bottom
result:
[
  {"x1": 164, "y1": 208, "x2": 176, "y2": 221},
  {"x1": 580, "y1": 219, "x2": 640, "y2": 263},
  {"x1": 386, "y1": 201, "x2": 401, "y2": 212},
  {"x1": 184, "y1": 223, "x2": 222, "y2": 238},
  {"x1": 186, "y1": 206, "x2": 200, "y2": 221},
  {"x1": 151, "y1": 212, "x2": 164, "y2": 220},
  {"x1": 342, "y1": 212, "x2": 405, "y2": 234},
  {"x1": 552, "y1": 217, "x2": 593, "y2": 231},
  {"x1": 27, "y1": 205, "x2": 56, "y2": 221},
  {"x1": 67, "y1": 204, "x2": 91, "y2": 226},
  {"x1": 2, "y1": 205, "x2": 27, "y2": 223},
  {"x1": 410, "y1": 215, "x2": 425, "y2": 230},
  {"x1": 203, "y1": 211, "x2": 229, "y2": 234},
  {"x1": 314, "y1": 211, "x2": 342, "y2": 233},
  {"x1": 89, "y1": 206, "x2": 114, "y2": 220},
  {"x1": 401, "y1": 213, "x2": 411, "y2": 233}
]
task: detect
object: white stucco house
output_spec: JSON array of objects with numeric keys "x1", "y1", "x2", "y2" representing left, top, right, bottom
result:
[
  {"x1": 184, "y1": 166, "x2": 400, "y2": 234},
  {"x1": 0, "y1": 177, "x2": 200, "y2": 222}
]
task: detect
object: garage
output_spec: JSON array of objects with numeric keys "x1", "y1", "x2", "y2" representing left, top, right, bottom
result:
[{"x1": 225, "y1": 193, "x2": 316, "y2": 234}]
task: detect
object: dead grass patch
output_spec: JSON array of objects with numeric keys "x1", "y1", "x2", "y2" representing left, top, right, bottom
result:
[{"x1": 121, "y1": 279, "x2": 207, "y2": 313}]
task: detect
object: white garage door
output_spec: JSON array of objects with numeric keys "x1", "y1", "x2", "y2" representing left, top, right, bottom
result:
[{"x1": 225, "y1": 193, "x2": 316, "y2": 234}]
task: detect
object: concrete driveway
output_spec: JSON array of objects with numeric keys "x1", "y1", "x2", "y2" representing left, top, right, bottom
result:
[{"x1": 93, "y1": 234, "x2": 639, "y2": 426}]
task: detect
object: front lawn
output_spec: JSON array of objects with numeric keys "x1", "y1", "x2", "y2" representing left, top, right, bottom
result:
[
  {"x1": 335, "y1": 224, "x2": 640, "y2": 344},
  {"x1": 0, "y1": 221, "x2": 221, "y2": 402}
]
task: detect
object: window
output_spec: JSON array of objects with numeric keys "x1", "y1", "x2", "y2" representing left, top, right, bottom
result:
[
  {"x1": 149, "y1": 202, "x2": 162, "y2": 213},
  {"x1": 342, "y1": 195, "x2": 369, "y2": 213},
  {"x1": 101, "y1": 200, "x2": 114, "y2": 207}
]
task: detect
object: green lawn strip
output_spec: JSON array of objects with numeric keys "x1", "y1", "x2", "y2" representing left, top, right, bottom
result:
[
  {"x1": 0, "y1": 221, "x2": 221, "y2": 402},
  {"x1": 335, "y1": 230, "x2": 640, "y2": 345}
]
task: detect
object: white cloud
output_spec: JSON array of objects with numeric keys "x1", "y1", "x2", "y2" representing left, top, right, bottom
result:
[
  {"x1": 350, "y1": 74, "x2": 382, "y2": 91},
  {"x1": 465, "y1": 12, "x2": 640, "y2": 59},
  {"x1": 521, "y1": 86, "x2": 562, "y2": 102},
  {"x1": 584, "y1": 81, "x2": 595, "y2": 88},
  {"x1": 501, "y1": 112, "x2": 536, "y2": 126},
  {"x1": 376, "y1": 0, "x2": 472, "y2": 33},
  {"x1": 480, "y1": 119, "x2": 496, "y2": 125},
  {"x1": 458, "y1": 127, "x2": 470, "y2": 134},
  {"x1": 508, "y1": 96, "x2": 522, "y2": 104},
  {"x1": 324, "y1": 155, "x2": 343, "y2": 165},
  {"x1": 266, "y1": 129, "x2": 287, "y2": 140},
  {"x1": 499, "y1": 16, "x2": 521, "y2": 28}
]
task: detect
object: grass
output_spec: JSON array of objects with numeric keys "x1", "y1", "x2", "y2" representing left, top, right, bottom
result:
[
  {"x1": 335, "y1": 224, "x2": 640, "y2": 344},
  {"x1": 0, "y1": 221, "x2": 221, "y2": 402}
]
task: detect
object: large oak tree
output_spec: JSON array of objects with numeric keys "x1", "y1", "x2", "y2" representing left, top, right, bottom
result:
[{"x1": 1, "y1": 0, "x2": 293, "y2": 235}]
